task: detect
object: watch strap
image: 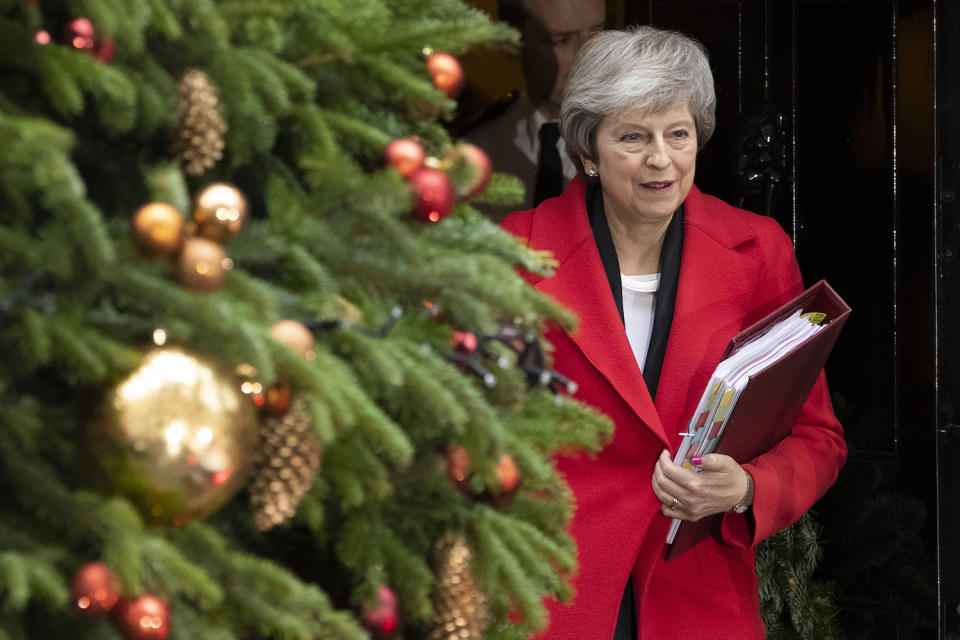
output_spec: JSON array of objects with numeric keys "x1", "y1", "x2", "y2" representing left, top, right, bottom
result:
[{"x1": 731, "y1": 470, "x2": 754, "y2": 514}]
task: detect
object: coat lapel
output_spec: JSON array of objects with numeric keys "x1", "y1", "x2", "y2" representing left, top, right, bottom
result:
[
  {"x1": 529, "y1": 179, "x2": 670, "y2": 449},
  {"x1": 654, "y1": 186, "x2": 763, "y2": 450}
]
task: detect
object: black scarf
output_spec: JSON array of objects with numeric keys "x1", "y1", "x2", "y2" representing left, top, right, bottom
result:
[
  {"x1": 585, "y1": 182, "x2": 684, "y2": 400},
  {"x1": 586, "y1": 182, "x2": 683, "y2": 640}
]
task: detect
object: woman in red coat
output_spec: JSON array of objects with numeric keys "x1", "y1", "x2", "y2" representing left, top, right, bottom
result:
[{"x1": 500, "y1": 27, "x2": 846, "y2": 639}]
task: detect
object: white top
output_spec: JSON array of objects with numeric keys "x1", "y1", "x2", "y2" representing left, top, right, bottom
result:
[
  {"x1": 621, "y1": 273, "x2": 660, "y2": 370},
  {"x1": 465, "y1": 95, "x2": 577, "y2": 220}
]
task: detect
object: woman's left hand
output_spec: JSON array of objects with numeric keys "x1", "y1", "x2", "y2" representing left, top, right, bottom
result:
[{"x1": 651, "y1": 450, "x2": 750, "y2": 520}]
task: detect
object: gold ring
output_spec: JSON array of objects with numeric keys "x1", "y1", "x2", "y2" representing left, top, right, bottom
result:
[{"x1": 671, "y1": 496, "x2": 680, "y2": 509}]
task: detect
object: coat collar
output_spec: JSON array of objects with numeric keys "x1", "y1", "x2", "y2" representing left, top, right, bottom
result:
[{"x1": 527, "y1": 178, "x2": 761, "y2": 449}]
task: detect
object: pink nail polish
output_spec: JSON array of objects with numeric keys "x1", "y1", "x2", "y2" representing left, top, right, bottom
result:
[{"x1": 691, "y1": 455, "x2": 703, "y2": 466}]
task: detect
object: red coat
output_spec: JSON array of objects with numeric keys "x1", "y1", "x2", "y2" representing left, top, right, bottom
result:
[{"x1": 501, "y1": 178, "x2": 846, "y2": 639}]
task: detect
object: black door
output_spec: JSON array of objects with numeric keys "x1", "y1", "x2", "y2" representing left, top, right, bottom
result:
[
  {"x1": 626, "y1": 1, "x2": 949, "y2": 637},
  {"x1": 935, "y1": 1, "x2": 960, "y2": 638}
]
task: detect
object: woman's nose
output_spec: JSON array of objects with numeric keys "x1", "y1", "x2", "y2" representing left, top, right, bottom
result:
[{"x1": 645, "y1": 138, "x2": 670, "y2": 168}]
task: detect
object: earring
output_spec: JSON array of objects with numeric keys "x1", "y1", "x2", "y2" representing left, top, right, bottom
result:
[{"x1": 586, "y1": 166, "x2": 598, "y2": 177}]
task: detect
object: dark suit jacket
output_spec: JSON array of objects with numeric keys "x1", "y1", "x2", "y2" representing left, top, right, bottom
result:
[{"x1": 501, "y1": 177, "x2": 846, "y2": 639}]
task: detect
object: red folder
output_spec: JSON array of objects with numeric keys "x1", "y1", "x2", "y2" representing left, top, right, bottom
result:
[{"x1": 665, "y1": 279, "x2": 851, "y2": 561}]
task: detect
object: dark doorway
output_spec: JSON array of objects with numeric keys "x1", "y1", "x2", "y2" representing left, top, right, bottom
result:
[{"x1": 625, "y1": 1, "x2": 951, "y2": 637}]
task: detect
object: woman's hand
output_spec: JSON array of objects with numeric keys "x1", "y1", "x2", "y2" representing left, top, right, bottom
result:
[{"x1": 651, "y1": 450, "x2": 750, "y2": 521}]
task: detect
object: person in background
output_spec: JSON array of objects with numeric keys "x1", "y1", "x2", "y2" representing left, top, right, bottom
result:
[
  {"x1": 500, "y1": 27, "x2": 846, "y2": 639},
  {"x1": 465, "y1": 0, "x2": 606, "y2": 221}
]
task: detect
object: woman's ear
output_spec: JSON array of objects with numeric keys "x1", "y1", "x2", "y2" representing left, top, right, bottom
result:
[{"x1": 581, "y1": 156, "x2": 598, "y2": 178}]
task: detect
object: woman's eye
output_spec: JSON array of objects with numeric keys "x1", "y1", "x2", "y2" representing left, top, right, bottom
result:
[
  {"x1": 672, "y1": 129, "x2": 690, "y2": 138},
  {"x1": 621, "y1": 133, "x2": 642, "y2": 142}
]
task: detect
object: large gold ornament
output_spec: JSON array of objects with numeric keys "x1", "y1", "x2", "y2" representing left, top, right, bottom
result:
[
  {"x1": 177, "y1": 236, "x2": 230, "y2": 292},
  {"x1": 193, "y1": 183, "x2": 247, "y2": 243},
  {"x1": 131, "y1": 203, "x2": 185, "y2": 259},
  {"x1": 85, "y1": 347, "x2": 258, "y2": 525}
]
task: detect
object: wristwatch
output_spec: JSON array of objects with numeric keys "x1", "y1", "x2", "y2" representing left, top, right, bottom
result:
[{"x1": 731, "y1": 470, "x2": 754, "y2": 514}]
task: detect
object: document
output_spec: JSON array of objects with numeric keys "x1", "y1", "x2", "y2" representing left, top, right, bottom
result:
[{"x1": 664, "y1": 280, "x2": 851, "y2": 559}]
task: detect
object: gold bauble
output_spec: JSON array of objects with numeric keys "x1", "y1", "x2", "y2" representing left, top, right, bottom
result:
[
  {"x1": 269, "y1": 320, "x2": 315, "y2": 360},
  {"x1": 193, "y1": 183, "x2": 247, "y2": 242},
  {"x1": 177, "y1": 237, "x2": 229, "y2": 292},
  {"x1": 85, "y1": 347, "x2": 258, "y2": 525},
  {"x1": 132, "y1": 203, "x2": 185, "y2": 259}
]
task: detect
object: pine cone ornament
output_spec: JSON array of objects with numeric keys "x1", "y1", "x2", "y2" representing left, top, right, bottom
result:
[
  {"x1": 249, "y1": 399, "x2": 321, "y2": 530},
  {"x1": 173, "y1": 69, "x2": 226, "y2": 176},
  {"x1": 426, "y1": 534, "x2": 489, "y2": 640}
]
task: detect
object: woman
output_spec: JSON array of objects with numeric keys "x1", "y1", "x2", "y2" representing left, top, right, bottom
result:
[{"x1": 500, "y1": 27, "x2": 846, "y2": 639}]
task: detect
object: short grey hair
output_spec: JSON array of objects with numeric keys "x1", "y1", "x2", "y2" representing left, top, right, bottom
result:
[{"x1": 560, "y1": 26, "x2": 716, "y2": 176}]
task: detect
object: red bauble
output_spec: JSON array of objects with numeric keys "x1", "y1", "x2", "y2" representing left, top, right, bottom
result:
[
  {"x1": 384, "y1": 138, "x2": 425, "y2": 178},
  {"x1": 35, "y1": 30, "x2": 51, "y2": 45},
  {"x1": 426, "y1": 52, "x2": 464, "y2": 97},
  {"x1": 496, "y1": 454, "x2": 520, "y2": 493},
  {"x1": 444, "y1": 445, "x2": 472, "y2": 492},
  {"x1": 70, "y1": 562, "x2": 120, "y2": 616},
  {"x1": 65, "y1": 17, "x2": 95, "y2": 51},
  {"x1": 113, "y1": 595, "x2": 170, "y2": 640},
  {"x1": 451, "y1": 330, "x2": 478, "y2": 354},
  {"x1": 409, "y1": 167, "x2": 455, "y2": 223},
  {"x1": 489, "y1": 453, "x2": 522, "y2": 507},
  {"x1": 96, "y1": 39, "x2": 115, "y2": 63},
  {"x1": 449, "y1": 143, "x2": 492, "y2": 197},
  {"x1": 360, "y1": 585, "x2": 401, "y2": 639},
  {"x1": 261, "y1": 383, "x2": 292, "y2": 417}
]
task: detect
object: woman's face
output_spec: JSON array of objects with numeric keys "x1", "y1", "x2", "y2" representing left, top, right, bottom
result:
[{"x1": 586, "y1": 104, "x2": 698, "y2": 225}]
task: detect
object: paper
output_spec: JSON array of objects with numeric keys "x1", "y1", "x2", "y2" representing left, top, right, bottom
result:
[{"x1": 665, "y1": 309, "x2": 825, "y2": 544}]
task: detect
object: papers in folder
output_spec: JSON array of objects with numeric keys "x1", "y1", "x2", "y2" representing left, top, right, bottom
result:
[{"x1": 665, "y1": 309, "x2": 827, "y2": 545}]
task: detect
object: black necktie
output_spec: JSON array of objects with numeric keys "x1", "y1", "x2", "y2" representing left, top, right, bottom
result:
[{"x1": 534, "y1": 122, "x2": 563, "y2": 205}]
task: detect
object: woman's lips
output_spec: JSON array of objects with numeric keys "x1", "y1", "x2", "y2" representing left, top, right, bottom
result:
[{"x1": 641, "y1": 180, "x2": 674, "y2": 190}]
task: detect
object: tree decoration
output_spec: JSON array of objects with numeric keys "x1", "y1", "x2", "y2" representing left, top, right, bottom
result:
[
  {"x1": 426, "y1": 534, "x2": 488, "y2": 640},
  {"x1": 173, "y1": 70, "x2": 227, "y2": 177},
  {"x1": 409, "y1": 167, "x2": 455, "y2": 223},
  {"x1": 269, "y1": 319, "x2": 316, "y2": 360},
  {"x1": 448, "y1": 330, "x2": 499, "y2": 388},
  {"x1": 65, "y1": 18, "x2": 95, "y2": 51},
  {"x1": 444, "y1": 445, "x2": 472, "y2": 493},
  {"x1": 443, "y1": 446, "x2": 521, "y2": 505},
  {"x1": 492, "y1": 454, "x2": 521, "y2": 507},
  {"x1": 487, "y1": 326, "x2": 579, "y2": 394},
  {"x1": 359, "y1": 584, "x2": 401, "y2": 640},
  {"x1": 425, "y1": 51, "x2": 464, "y2": 97},
  {"x1": 84, "y1": 347, "x2": 258, "y2": 526},
  {"x1": 447, "y1": 143, "x2": 492, "y2": 197},
  {"x1": 113, "y1": 595, "x2": 170, "y2": 640},
  {"x1": 131, "y1": 203, "x2": 185, "y2": 259},
  {"x1": 261, "y1": 382, "x2": 293, "y2": 417},
  {"x1": 35, "y1": 30, "x2": 51, "y2": 45},
  {"x1": 176, "y1": 236, "x2": 230, "y2": 292},
  {"x1": 192, "y1": 183, "x2": 247, "y2": 243},
  {"x1": 63, "y1": 17, "x2": 113, "y2": 62},
  {"x1": 384, "y1": 138, "x2": 426, "y2": 177},
  {"x1": 70, "y1": 562, "x2": 120, "y2": 616},
  {"x1": 95, "y1": 39, "x2": 115, "y2": 63},
  {"x1": 451, "y1": 330, "x2": 478, "y2": 355},
  {"x1": 249, "y1": 399, "x2": 321, "y2": 531}
]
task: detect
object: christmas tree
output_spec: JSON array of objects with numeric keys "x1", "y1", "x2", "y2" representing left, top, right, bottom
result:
[{"x1": 0, "y1": 1, "x2": 614, "y2": 638}]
